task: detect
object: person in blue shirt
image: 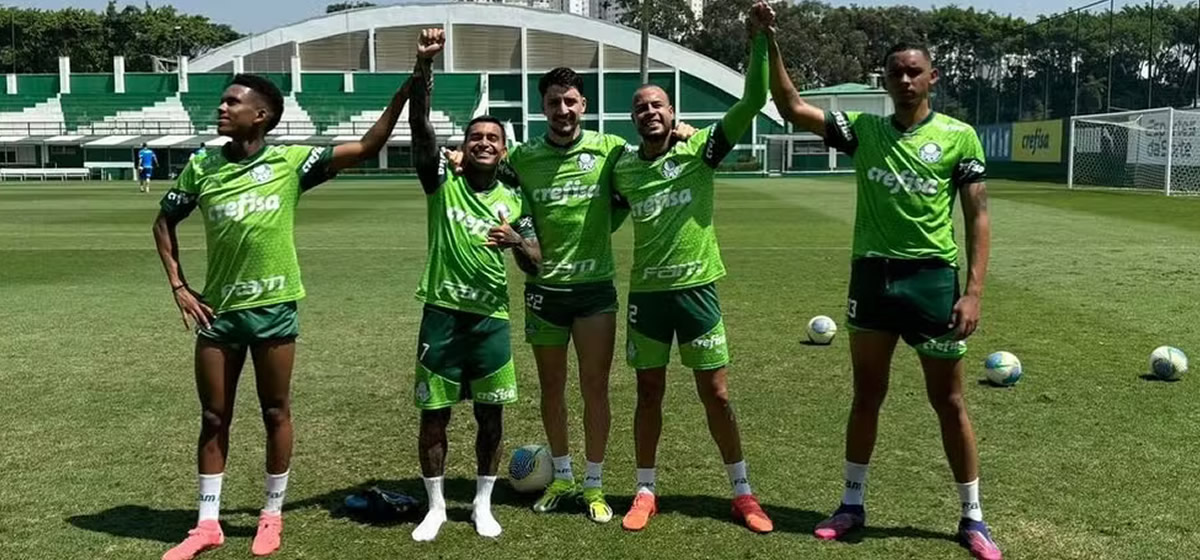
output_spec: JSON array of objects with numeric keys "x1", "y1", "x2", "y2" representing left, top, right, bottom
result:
[
  {"x1": 137, "y1": 143, "x2": 158, "y2": 193},
  {"x1": 191, "y1": 143, "x2": 207, "y2": 162}
]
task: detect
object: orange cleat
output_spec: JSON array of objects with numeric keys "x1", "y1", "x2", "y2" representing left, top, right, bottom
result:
[
  {"x1": 621, "y1": 493, "x2": 658, "y2": 531},
  {"x1": 161, "y1": 520, "x2": 224, "y2": 560},
  {"x1": 732, "y1": 494, "x2": 774, "y2": 533},
  {"x1": 250, "y1": 512, "x2": 283, "y2": 557}
]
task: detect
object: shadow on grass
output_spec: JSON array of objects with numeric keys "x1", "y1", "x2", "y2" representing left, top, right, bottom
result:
[
  {"x1": 838, "y1": 524, "x2": 957, "y2": 545},
  {"x1": 66, "y1": 505, "x2": 259, "y2": 543},
  {"x1": 607, "y1": 494, "x2": 954, "y2": 542},
  {"x1": 977, "y1": 379, "x2": 1014, "y2": 388},
  {"x1": 287, "y1": 477, "x2": 536, "y2": 526},
  {"x1": 68, "y1": 480, "x2": 954, "y2": 545},
  {"x1": 1139, "y1": 374, "x2": 1180, "y2": 383},
  {"x1": 65, "y1": 478, "x2": 530, "y2": 543}
]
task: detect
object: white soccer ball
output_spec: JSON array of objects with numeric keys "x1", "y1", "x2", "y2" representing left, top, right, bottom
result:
[
  {"x1": 806, "y1": 315, "x2": 837, "y2": 345},
  {"x1": 983, "y1": 351, "x2": 1022, "y2": 386},
  {"x1": 507, "y1": 444, "x2": 553, "y2": 493},
  {"x1": 1149, "y1": 346, "x2": 1187, "y2": 381}
]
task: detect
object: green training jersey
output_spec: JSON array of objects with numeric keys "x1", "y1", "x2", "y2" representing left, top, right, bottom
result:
[
  {"x1": 612, "y1": 124, "x2": 737, "y2": 293},
  {"x1": 611, "y1": 32, "x2": 768, "y2": 293},
  {"x1": 501, "y1": 130, "x2": 627, "y2": 285},
  {"x1": 825, "y1": 110, "x2": 987, "y2": 264},
  {"x1": 160, "y1": 144, "x2": 335, "y2": 314},
  {"x1": 416, "y1": 154, "x2": 534, "y2": 320}
]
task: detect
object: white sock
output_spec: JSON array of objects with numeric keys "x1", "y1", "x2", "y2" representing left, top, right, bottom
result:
[
  {"x1": 958, "y1": 479, "x2": 983, "y2": 521},
  {"x1": 472, "y1": 475, "x2": 502, "y2": 538},
  {"x1": 725, "y1": 461, "x2": 753, "y2": 497},
  {"x1": 583, "y1": 461, "x2": 603, "y2": 489},
  {"x1": 551, "y1": 455, "x2": 574, "y2": 481},
  {"x1": 412, "y1": 476, "x2": 447, "y2": 542},
  {"x1": 197, "y1": 473, "x2": 223, "y2": 522},
  {"x1": 841, "y1": 461, "x2": 869, "y2": 506},
  {"x1": 636, "y1": 467, "x2": 656, "y2": 495},
  {"x1": 263, "y1": 470, "x2": 289, "y2": 514}
]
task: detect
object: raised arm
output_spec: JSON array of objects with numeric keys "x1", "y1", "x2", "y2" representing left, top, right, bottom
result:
[
  {"x1": 409, "y1": 28, "x2": 446, "y2": 194},
  {"x1": 952, "y1": 158, "x2": 990, "y2": 340},
  {"x1": 752, "y1": 1, "x2": 827, "y2": 137},
  {"x1": 717, "y1": 29, "x2": 769, "y2": 146},
  {"x1": 329, "y1": 77, "x2": 413, "y2": 173}
]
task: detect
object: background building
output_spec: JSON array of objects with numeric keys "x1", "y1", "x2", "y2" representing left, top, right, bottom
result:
[{"x1": 0, "y1": 2, "x2": 776, "y2": 174}]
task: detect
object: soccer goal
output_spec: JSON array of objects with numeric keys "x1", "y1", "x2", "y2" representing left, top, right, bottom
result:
[
  {"x1": 762, "y1": 133, "x2": 856, "y2": 175},
  {"x1": 1069, "y1": 107, "x2": 1200, "y2": 195}
]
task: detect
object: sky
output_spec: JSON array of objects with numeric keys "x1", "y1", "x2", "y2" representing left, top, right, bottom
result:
[{"x1": 13, "y1": 0, "x2": 1152, "y2": 35}]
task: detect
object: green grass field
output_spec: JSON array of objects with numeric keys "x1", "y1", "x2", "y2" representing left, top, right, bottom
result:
[{"x1": 3, "y1": 177, "x2": 1199, "y2": 559}]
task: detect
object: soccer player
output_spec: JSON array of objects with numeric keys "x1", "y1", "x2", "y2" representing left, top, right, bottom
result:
[
  {"x1": 500, "y1": 68, "x2": 624, "y2": 523},
  {"x1": 614, "y1": 14, "x2": 773, "y2": 534},
  {"x1": 152, "y1": 68, "x2": 416, "y2": 558},
  {"x1": 449, "y1": 68, "x2": 693, "y2": 523},
  {"x1": 754, "y1": 2, "x2": 1000, "y2": 558},
  {"x1": 191, "y1": 142, "x2": 208, "y2": 161},
  {"x1": 407, "y1": 29, "x2": 540, "y2": 542},
  {"x1": 497, "y1": 67, "x2": 644, "y2": 523},
  {"x1": 137, "y1": 142, "x2": 158, "y2": 193}
]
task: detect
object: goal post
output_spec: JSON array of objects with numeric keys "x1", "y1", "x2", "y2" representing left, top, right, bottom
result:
[
  {"x1": 1069, "y1": 107, "x2": 1200, "y2": 195},
  {"x1": 761, "y1": 133, "x2": 854, "y2": 175}
]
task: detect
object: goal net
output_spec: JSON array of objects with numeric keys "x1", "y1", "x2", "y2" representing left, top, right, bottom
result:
[
  {"x1": 761, "y1": 133, "x2": 854, "y2": 175},
  {"x1": 1069, "y1": 107, "x2": 1200, "y2": 195}
]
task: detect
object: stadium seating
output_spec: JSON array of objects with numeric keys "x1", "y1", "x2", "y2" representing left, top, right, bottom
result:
[
  {"x1": 59, "y1": 93, "x2": 171, "y2": 132},
  {"x1": 0, "y1": 95, "x2": 64, "y2": 136},
  {"x1": 180, "y1": 92, "x2": 219, "y2": 133},
  {"x1": 0, "y1": 73, "x2": 480, "y2": 139},
  {"x1": 88, "y1": 96, "x2": 192, "y2": 135},
  {"x1": 182, "y1": 93, "x2": 316, "y2": 136}
]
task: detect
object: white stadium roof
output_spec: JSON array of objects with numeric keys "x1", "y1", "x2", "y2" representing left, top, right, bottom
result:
[{"x1": 190, "y1": 1, "x2": 783, "y2": 124}]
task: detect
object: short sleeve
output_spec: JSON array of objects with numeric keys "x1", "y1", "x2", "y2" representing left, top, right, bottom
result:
[
  {"x1": 824, "y1": 111, "x2": 863, "y2": 156},
  {"x1": 680, "y1": 124, "x2": 714, "y2": 156},
  {"x1": 497, "y1": 147, "x2": 522, "y2": 188},
  {"x1": 514, "y1": 188, "x2": 537, "y2": 240},
  {"x1": 282, "y1": 145, "x2": 336, "y2": 192},
  {"x1": 604, "y1": 133, "x2": 629, "y2": 158},
  {"x1": 159, "y1": 160, "x2": 199, "y2": 220},
  {"x1": 698, "y1": 123, "x2": 735, "y2": 168},
  {"x1": 953, "y1": 132, "x2": 988, "y2": 188}
]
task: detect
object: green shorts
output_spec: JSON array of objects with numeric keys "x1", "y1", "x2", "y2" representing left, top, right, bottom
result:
[
  {"x1": 197, "y1": 301, "x2": 299, "y2": 347},
  {"x1": 626, "y1": 283, "x2": 729, "y2": 371},
  {"x1": 524, "y1": 281, "x2": 618, "y2": 346},
  {"x1": 847, "y1": 258, "x2": 966, "y2": 359},
  {"x1": 414, "y1": 304, "x2": 517, "y2": 410}
]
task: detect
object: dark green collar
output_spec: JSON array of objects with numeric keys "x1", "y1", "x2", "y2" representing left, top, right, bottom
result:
[
  {"x1": 221, "y1": 141, "x2": 268, "y2": 165},
  {"x1": 891, "y1": 110, "x2": 936, "y2": 134},
  {"x1": 545, "y1": 130, "x2": 585, "y2": 150}
]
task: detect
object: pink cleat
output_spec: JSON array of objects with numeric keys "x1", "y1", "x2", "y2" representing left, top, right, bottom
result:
[
  {"x1": 251, "y1": 512, "x2": 283, "y2": 557},
  {"x1": 958, "y1": 519, "x2": 1003, "y2": 560},
  {"x1": 161, "y1": 519, "x2": 224, "y2": 560},
  {"x1": 813, "y1": 504, "x2": 865, "y2": 541}
]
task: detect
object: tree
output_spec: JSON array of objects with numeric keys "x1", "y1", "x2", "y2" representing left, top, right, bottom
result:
[
  {"x1": 605, "y1": 0, "x2": 699, "y2": 44},
  {"x1": 326, "y1": 2, "x2": 377, "y2": 14},
  {"x1": 0, "y1": 2, "x2": 241, "y2": 73}
]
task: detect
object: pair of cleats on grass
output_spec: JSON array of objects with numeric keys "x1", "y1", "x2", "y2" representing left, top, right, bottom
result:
[
  {"x1": 814, "y1": 503, "x2": 1003, "y2": 560},
  {"x1": 161, "y1": 512, "x2": 282, "y2": 560},
  {"x1": 535, "y1": 479, "x2": 774, "y2": 533},
  {"x1": 620, "y1": 491, "x2": 775, "y2": 534},
  {"x1": 532, "y1": 479, "x2": 616, "y2": 523}
]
